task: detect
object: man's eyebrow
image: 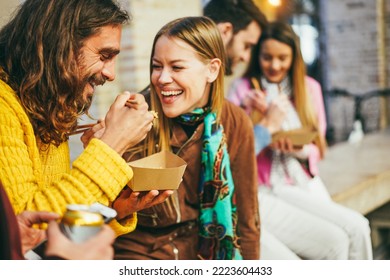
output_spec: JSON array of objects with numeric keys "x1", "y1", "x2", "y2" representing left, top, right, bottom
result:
[{"x1": 101, "y1": 47, "x2": 120, "y2": 55}]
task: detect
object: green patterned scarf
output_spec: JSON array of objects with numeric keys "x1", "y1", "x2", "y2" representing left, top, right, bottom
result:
[
  {"x1": 183, "y1": 110, "x2": 242, "y2": 260},
  {"x1": 175, "y1": 107, "x2": 211, "y2": 125}
]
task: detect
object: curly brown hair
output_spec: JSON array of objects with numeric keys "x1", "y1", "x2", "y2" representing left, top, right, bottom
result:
[{"x1": 0, "y1": 0, "x2": 129, "y2": 146}]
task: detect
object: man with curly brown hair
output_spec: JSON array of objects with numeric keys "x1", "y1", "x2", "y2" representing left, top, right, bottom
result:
[{"x1": 0, "y1": 0, "x2": 171, "y2": 243}]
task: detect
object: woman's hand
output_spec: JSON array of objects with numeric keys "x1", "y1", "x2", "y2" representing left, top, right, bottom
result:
[
  {"x1": 270, "y1": 137, "x2": 303, "y2": 154},
  {"x1": 112, "y1": 187, "x2": 174, "y2": 220},
  {"x1": 45, "y1": 221, "x2": 115, "y2": 260},
  {"x1": 17, "y1": 211, "x2": 60, "y2": 254},
  {"x1": 259, "y1": 94, "x2": 289, "y2": 134},
  {"x1": 243, "y1": 89, "x2": 268, "y2": 114}
]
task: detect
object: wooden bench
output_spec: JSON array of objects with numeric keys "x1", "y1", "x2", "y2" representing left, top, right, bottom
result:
[
  {"x1": 318, "y1": 128, "x2": 390, "y2": 257},
  {"x1": 318, "y1": 128, "x2": 390, "y2": 215}
]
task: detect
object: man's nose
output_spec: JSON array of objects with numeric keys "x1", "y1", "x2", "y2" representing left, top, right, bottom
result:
[
  {"x1": 102, "y1": 60, "x2": 116, "y2": 81},
  {"x1": 240, "y1": 50, "x2": 251, "y2": 63}
]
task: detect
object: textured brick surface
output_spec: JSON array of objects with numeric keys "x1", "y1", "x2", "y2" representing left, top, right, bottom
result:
[{"x1": 323, "y1": 0, "x2": 390, "y2": 142}]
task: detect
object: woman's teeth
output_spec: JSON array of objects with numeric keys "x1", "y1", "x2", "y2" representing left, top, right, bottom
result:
[{"x1": 161, "y1": 90, "x2": 183, "y2": 96}]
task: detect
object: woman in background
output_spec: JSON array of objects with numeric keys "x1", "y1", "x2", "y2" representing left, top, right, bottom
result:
[{"x1": 228, "y1": 21, "x2": 372, "y2": 260}]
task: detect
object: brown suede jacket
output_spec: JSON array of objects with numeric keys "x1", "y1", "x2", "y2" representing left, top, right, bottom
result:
[{"x1": 115, "y1": 100, "x2": 260, "y2": 260}]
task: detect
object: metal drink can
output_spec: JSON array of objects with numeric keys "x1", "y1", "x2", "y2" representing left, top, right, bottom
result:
[{"x1": 60, "y1": 204, "x2": 104, "y2": 243}]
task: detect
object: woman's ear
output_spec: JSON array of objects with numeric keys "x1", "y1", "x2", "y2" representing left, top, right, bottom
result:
[{"x1": 207, "y1": 58, "x2": 222, "y2": 83}]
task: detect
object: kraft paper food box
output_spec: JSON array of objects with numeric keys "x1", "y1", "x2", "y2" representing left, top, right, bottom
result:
[
  {"x1": 127, "y1": 151, "x2": 187, "y2": 191},
  {"x1": 272, "y1": 127, "x2": 318, "y2": 146}
]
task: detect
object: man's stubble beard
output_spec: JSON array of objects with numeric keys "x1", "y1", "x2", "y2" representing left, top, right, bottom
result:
[
  {"x1": 76, "y1": 73, "x2": 107, "y2": 115},
  {"x1": 225, "y1": 37, "x2": 234, "y2": 76},
  {"x1": 225, "y1": 57, "x2": 233, "y2": 76}
]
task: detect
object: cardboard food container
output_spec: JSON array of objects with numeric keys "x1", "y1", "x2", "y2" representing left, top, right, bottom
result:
[
  {"x1": 127, "y1": 151, "x2": 187, "y2": 192},
  {"x1": 272, "y1": 127, "x2": 318, "y2": 146}
]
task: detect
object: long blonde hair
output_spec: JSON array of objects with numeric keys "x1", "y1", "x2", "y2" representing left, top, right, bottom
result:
[
  {"x1": 244, "y1": 21, "x2": 326, "y2": 158},
  {"x1": 139, "y1": 16, "x2": 226, "y2": 157}
]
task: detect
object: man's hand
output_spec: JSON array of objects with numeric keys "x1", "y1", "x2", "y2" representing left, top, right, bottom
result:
[
  {"x1": 80, "y1": 119, "x2": 105, "y2": 148},
  {"x1": 45, "y1": 221, "x2": 115, "y2": 260},
  {"x1": 81, "y1": 91, "x2": 154, "y2": 155},
  {"x1": 100, "y1": 92, "x2": 154, "y2": 155},
  {"x1": 17, "y1": 211, "x2": 60, "y2": 254}
]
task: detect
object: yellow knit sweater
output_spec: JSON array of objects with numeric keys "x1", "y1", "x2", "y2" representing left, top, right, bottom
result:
[{"x1": 0, "y1": 79, "x2": 136, "y2": 236}]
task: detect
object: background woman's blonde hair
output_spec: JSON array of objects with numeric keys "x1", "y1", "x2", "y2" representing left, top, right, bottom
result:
[
  {"x1": 244, "y1": 21, "x2": 327, "y2": 158},
  {"x1": 141, "y1": 16, "x2": 226, "y2": 156}
]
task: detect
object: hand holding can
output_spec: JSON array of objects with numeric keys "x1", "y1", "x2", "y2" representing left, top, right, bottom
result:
[{"x1": 60, "y1": 203, "x2": 116, "y2": 243}]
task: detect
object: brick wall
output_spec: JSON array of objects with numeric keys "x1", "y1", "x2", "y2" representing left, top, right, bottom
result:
[
  {"x1": 0, "y1": 0, "x2": 19, "y2": 27},
  {"x1": 322, "y1": 0, "x2": 390, "y2": 142},
  {"x1": 325, "y1": 1, "x2": 381, "y2": 92}
]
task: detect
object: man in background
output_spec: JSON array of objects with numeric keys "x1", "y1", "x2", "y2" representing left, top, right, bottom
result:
[
  {"x1": 204, "y1": 0, "x2": 266, "y2": 75},
  {"x1": 204, "y1": 0, "x2": 286, "y2": 159},
  {"x1": 204, "y1": 0, "x2": 290, "y2": 260}
]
